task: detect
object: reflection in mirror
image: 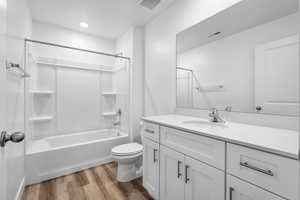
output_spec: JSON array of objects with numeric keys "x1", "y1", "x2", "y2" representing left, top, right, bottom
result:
[{"x1": 176, "y1": 0, "x2": 299, "y2": 116}]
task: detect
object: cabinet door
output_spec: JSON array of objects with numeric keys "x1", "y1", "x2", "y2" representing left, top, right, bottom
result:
[
  {"x1": 143, "y1": 138, "x2": 159, "y2": 199},
  {"x1": 160, "y1": 145, "x2": 185, "y2": 200},
  {"x1": 185, "y1": 156, "x2": 225, "y2": 200},
  {"x1": 227, "y1": 175, "x2": 285, "y2": 200}
]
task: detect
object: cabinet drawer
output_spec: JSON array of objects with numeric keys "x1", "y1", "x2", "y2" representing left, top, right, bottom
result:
[
  {"x1": 160, "y1": 126, "x2": 225, "y2": 170},
  {"x1": 227, "y1": 143, "x2": 299, "y2": 200},
  {"x1": 142, "y1": 121, "x2": 159, "y2": 142},
  {"x1": 227, "y1": 175, "x2": 285, "y2": 200}
]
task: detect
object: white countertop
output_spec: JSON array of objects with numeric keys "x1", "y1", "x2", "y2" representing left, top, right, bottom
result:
[{"x1": 142, "y1": 114, "x2": 299, "y2": 160}]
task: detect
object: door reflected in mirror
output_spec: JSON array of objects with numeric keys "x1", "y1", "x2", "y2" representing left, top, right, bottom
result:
[{"x1": 176, "y1": 0, "x2": 299, "y2": 116}]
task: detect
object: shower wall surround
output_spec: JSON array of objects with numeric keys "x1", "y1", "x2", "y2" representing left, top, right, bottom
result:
[
  {"x1": 25, "y1": 23, "x2": 130, "y2": 140},
  {"x1": 26, "y1": 54, "x2": 129, "y2": 140}
]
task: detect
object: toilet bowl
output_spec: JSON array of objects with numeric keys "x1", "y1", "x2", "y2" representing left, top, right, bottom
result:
[{"x1": 111, "y1": 143, "x2": 143, "y2": 182}]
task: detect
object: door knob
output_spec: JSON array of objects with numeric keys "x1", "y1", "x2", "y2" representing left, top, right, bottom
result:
[
  {"x1": 255, "y1": 106, "x2": 262, "y2": 112},
  {"x1": 0, "y1": 131, "x2": 25, "y2": 147}
]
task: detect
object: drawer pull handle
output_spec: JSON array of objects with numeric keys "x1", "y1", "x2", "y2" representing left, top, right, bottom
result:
[
  {"x1": 240, "y1": 162, "x2": 274, "y2": 176},
  {"x1": 185, "y1": 165, "x2": 190, "y2": 183},
  {"x1": 145, "y1": 129, "x2": 155, "y2": 134},
  {"x1": 153, "y1": 149, "x2": 158, "y2": 163},
  {"x1": 229, "y1": 187, "x2": 234, "y2": 200},
  {"x1": 177, "y1": 161, "x2": 182, "y2": 178}
]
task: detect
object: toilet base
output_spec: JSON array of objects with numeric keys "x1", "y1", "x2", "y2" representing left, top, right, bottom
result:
[
  {"x1": 117, "y1": 163, "x2": 140, "y2": 182},
  {"x1": 111, "y1": 143, "x2": 143, "y2": 182}
]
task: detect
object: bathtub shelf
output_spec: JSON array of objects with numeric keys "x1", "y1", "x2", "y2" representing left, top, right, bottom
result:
[
  {"x1": 29, "y1": 116, "x2": 54, "y2": 122},
  {"x1": 30, "y1": 90, "x2": 54, "y2": 95},
  {"x1": 102, "y1": 112, "x2": 117, "y2": 117},
  {"x1": 102, "y1": 92, "x2": 117, "y2": 96}
]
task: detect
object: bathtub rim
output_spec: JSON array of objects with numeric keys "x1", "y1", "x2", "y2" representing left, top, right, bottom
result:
[{"x1": 26, "y1": 129, "x2": 129, "y2": 155}]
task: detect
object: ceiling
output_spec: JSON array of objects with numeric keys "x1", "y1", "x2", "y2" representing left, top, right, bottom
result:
[{"x1": 29, "y1": 0, "x2": 176, "y2": 40}]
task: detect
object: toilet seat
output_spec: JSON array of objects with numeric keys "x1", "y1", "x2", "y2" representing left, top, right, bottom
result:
[{"x1": 111, "y1": 143, "x2": 143, "y2": 156}]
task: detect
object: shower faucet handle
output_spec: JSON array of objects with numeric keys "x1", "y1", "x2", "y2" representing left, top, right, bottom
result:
[{"x1": 117, "y1": 108, "x2": 122, "y2": 115}]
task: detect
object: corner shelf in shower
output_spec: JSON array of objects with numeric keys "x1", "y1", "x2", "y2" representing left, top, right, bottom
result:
[
  {"x1": 29, "y1": 116, "x2": 54, "y2": 122},
  {"x1": 29, "y1": 90, "x2": 54, "y2": 95},
  {"x1": 102, "y1": 112, "x2": 117, "y2": 117}
]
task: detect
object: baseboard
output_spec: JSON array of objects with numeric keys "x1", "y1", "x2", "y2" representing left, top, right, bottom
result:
[
  {"x1": 15, "y1": 177, "x2": 25, "y2": 200},
  {"x1": 26, "y1": 157, "x2": 114, "y2": 185}
]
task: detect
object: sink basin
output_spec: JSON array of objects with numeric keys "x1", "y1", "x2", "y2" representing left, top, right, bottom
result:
[{"x1": 181, "y1": 120, "x2": 228, "y2": 128}]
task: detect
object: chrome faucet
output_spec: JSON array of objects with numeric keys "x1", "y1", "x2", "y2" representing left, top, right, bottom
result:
[
  {"x1": 113, "y1": 108, "x2": 122, "y2": 127},
  {"x1": 209, "y1": 108, "x2": 225, "y2": 123},
  {"x1": 113, "y1": 121, "x2": 120, "y2": 126}
]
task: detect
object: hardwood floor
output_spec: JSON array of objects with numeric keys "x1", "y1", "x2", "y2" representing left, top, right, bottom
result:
[{"x1": 22, "y1": 162, "x2": 153, "y2": 200}]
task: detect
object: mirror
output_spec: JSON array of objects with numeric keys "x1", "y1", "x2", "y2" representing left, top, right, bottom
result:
[{"x1": 176, "y1": 0, "x2": 299, "y2": 116}]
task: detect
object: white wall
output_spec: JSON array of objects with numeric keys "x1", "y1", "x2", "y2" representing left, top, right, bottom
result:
[
  {"x1": 144, "y1": 0, "x2": 299, "y2": 130},
  {"x1": 32, "y1": 22, "x2": 115, "y2": 54},
  {"x1": 177, "y1": 13, "x2": 299, "y2": 112},
  {"x1": 31, "y1": 22, "x2": 116, "y2": 66},
  {"x1": 116, "y1": 27, "x2": 144, "y2": 142}
]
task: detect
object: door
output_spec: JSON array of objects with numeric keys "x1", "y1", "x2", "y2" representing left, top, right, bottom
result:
[
  {"x1": 0, "y1": 0, "x2": 29, "y2": 199},
  {"x1": 0, "y1": 0, "x2": 7, "y2": 199},
  {"x1": 143, "y1": 137, "x2": 159, "y2": 199},
  {"x1": 185, "y1": 156, "x2": 225, "y2": 200},
  {"x1": 160, "y1": 145, "x2": 185, "y2": 200},
  {"x1": 255, "y1": 35, "x2": 299, "y2": 115},
  {"x1": 227, "y1": 175, "x2": 284, "y2": 200}
]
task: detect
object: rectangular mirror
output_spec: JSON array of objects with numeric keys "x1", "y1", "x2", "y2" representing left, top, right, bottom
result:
[{"x1": 176, "y1": 0, "x2": 299, "y2": 116}]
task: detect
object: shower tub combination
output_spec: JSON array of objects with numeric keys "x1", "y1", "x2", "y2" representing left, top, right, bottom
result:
[
  {"x1": 25, "y1": 39, "x2": 131, "y2": 185},
  {"x1": 26, "y1": 129, "x2": 129, "y2": 185}
]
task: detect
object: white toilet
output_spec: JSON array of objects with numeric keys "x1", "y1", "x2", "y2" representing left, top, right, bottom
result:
[{"x1": 111, "y1": 142, "x2": 143, "y2": 182}]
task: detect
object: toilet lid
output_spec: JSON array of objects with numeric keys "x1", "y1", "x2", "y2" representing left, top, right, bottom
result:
[{"x1": 112, "y1": 143, "x2": 143, "y2": 156}]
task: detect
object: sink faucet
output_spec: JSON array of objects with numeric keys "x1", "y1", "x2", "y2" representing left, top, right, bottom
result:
[{"x1": 209, "y1": 108, "x2": 225, "y2": 123}]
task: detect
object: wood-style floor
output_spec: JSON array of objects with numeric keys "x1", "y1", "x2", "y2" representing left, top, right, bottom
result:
[{"x1": 22, "y1": 162, "x2": 153, "y2": 200}]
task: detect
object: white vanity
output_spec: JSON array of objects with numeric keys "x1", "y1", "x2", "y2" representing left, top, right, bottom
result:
[{"x1": 141, "y1": 115, "x2": 299, "y2": 200}]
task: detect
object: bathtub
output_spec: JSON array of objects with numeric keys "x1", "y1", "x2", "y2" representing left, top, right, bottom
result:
[{"x1": 25, "y1": 129, "x2": 129, "y2": 185}]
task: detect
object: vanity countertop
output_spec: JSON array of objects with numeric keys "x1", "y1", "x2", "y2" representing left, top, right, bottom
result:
[{"x1": 142, "y1": 114, "x2": 299, "y2": 160}]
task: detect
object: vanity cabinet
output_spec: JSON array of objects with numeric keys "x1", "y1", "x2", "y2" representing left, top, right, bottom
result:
[
  {"x1": 160, "y1": 145, "x2": 225, "y2": 200},
  {"x1": 142, "y1": 120, "x2": 299, "y2": 200},
  {"x1": 160, "y1": 126, "x2": 225, "y2": 170},
  {"x1": 227, "y1": 143, "x2": 299, "y2": 200},
  {"x1": 226, "y1": 175, "x2": 285, "y2": 200},
  {"x1": 142, "y1": 121, "x2": 160, "y2": 142},
  {"x1": 142, "y1": 137, "x2": 159, "y2": 199},
  {"x1": 160, "y1": 145, "x2": 185, "y2": 200},
  {"x1": 160, "y1": 146, "x2": 225, "y2": 200},
  {"x1": 184, "y1": 156, "x2": 225, "y2": 200},
  {"x1": 142, "y1": 122, "x2": 160, "y2": 199}
]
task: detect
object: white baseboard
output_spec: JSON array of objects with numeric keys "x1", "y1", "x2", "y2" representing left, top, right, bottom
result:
[
  {"x1": 26, "y1": 157, "x2": 114, "y2": 185},
  {"x1": 15, "y1": 177, "x2": 25, "y2": 200}
]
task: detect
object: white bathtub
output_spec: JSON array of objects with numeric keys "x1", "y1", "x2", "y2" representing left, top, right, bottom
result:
[{"x1": 25, "y1": 129, "x2": 129, "y2": 185}]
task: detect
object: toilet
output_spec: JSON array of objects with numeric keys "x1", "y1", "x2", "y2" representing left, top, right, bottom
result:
[{"x1": 111, "y1": 143, "x2": 143, "y2": 182}]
